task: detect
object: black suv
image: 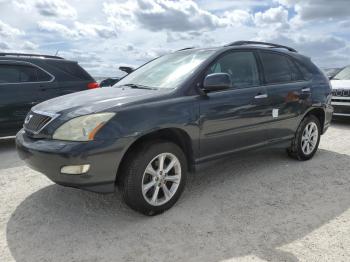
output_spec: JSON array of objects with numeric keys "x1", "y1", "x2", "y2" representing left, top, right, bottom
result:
[
  {"x1": 0, "y1": 53, "x2": 99, "y2": 136},
  {"x1": 16, "y1": 41, "x2": 333, "y2": 215}
]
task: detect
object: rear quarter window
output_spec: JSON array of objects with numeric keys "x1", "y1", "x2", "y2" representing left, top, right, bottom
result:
[{"x1": 48, "y1": 61, "x2": 93, "y2": 81}]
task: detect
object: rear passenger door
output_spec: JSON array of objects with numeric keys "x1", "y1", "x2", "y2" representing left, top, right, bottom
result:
[
  {"x1": 258, "y1": 51, "x2": 312, "y2": 142},
  {"x1": 0, "y1": 61, "x2": 57, "y2": 134}
]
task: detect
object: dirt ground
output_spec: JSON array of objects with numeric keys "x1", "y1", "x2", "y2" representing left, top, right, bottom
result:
[{"x1": 0, "y1": 119, "x2": 349, "y2": 262}]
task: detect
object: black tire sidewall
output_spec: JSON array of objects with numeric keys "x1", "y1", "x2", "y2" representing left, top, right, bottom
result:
[{"x1": 121, "y1": 141, "x2": 187, "y2": 215}]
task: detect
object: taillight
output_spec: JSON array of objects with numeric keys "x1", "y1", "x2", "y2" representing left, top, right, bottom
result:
[{"x1": 87, "y1": 82, "x2": 100, "y2": 89}]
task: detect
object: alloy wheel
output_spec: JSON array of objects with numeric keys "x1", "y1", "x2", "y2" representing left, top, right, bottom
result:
[
  {"x1": 301, "y1": 122, "x2": 319, "y2": 155},
  {"x1": 141, "y1": 153, "x2": 182, "y2": 206}
]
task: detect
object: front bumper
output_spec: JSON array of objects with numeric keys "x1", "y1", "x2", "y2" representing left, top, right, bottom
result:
[
  {"x1": 16, "y1": 129, "x2": 127, "y2": 193},
  {"x1": 331, "y1": 97, "x2": 350, "y2": 117}
]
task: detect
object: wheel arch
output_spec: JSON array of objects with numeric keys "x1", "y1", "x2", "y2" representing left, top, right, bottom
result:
[
  {"x1": 116, "y1": 127, "x2": 195, "y2": 184},
  {"x1": 302, "y1": 107, "x2": 326, "y2": 133}
]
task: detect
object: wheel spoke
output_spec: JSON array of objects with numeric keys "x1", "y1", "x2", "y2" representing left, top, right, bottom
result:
[
  {"x1": 302, "y1": 142, "x2": 307, "y2": 151},
  {"x1": 145, "y1": 165, "x2": 157, "y2": 177},
  {"x1": 151, "y1": 186, "x2": 160, "y2": 204},
  {"x1": 162, "y1": 184, "x2": 171, "y2": 200},
  {"x1": 143, "y1": 181, "x2": 156, "y2": 193},
  {"x1": 158, "y1": 154, "x2": 165, "y2": 171},
  {"x1": 308, "y1": 128, "x2": 313, "y2": 137},
  {"x1": 164, "y1": 175, "x2": 180, "y2": 183},
  {"x1": 164, "y1": 158, "x2": 177, "y2": 173},
  {"x1": 309, "y1": 138, "x2": 316, "y2": 146}
]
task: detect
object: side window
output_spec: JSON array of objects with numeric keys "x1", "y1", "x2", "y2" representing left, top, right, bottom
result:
[
  {"x1": 0, "y1": 65, "x2": 20, "y2": 83},
  {"x1": 0, "y1": 64, "x2": 52, "y2": 84},
  {"x1": 287, "y1": 59, "x2": 305, "y2": 81},
  {"x1": 19, "y1": 66, "x2": 38, "y2": 82},
  {"x1": 260, "y1": 52, "x2": 292, "y2": 84},
  {"x1": 207, "y1": 52, "x2": 259, "y2": 89}
]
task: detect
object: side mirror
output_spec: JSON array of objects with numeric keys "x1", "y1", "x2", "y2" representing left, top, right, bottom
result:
[
  {"x1": 202, "y1": 73, "x2": 232, "y2": 92},
  {"x1": 119, "y1": 66, "x2": 134, "y2": 74}
]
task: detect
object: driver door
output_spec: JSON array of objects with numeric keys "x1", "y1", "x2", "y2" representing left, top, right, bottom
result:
[{"x1": 198, "y1": 51, "x2": 272, "y2": 161}]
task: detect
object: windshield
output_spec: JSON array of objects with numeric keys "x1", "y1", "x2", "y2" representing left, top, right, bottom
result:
[
  {"x1": 333, "y1": 66, "x2": 350, "y2": 80},
  {"x1": 115, "y1": 49, "x2": 216, "y2": 89}
]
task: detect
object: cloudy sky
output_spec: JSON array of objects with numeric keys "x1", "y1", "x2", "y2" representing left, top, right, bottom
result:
[{"x1": 0, "y1": 0, "x2": 349, "y2": 76}]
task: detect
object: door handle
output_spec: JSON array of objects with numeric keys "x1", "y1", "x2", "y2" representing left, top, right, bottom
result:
[
  {"x1": 254, "y1": 93, "x2": 268, "y2": 99},
  {"x1": 301, "y1": 88, "x2": 311, "y2": 92}
]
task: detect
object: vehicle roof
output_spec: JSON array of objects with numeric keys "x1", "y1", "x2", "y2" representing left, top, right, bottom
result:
[
  {"x1": 178, "y1": 45, "x2": 298, "y2": 54},
  {"x1": 0, "y1": 54, "x2": 76, "y2": 63}
]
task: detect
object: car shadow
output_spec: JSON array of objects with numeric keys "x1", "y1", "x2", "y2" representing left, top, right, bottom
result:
[{"x1": 6, "y1": 149, "x2": 350, "y2": 262}]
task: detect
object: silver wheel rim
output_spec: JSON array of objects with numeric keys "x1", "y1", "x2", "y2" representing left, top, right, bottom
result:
[
  {"x1": 301, "y1": 122, "x2": 319, "y2": 155},
  {"x1": 142, "y1": 153, "x2": 181, "y2": 206}
]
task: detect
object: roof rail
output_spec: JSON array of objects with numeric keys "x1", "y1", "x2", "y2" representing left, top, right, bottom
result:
[
  {"x1": 0, "y1": 53, "x2": 64, "y2": 59},
  {"x1": 176, "y1": 47, "x2": 195, "y2": 52},
  {"x1": 226, "y1": 41, "x2": 297, "y2": 52}
]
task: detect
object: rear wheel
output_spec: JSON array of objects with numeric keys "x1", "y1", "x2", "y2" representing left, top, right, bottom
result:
[
  {"x1": 287, "y1": 115, "x2": 321, "y2": 161},
  {"x1": 119, "y1": 141, "x2": 187, "y2": 215}
]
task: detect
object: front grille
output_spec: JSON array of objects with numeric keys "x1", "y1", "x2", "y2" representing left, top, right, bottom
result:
[
  {"x1": 24, "y1": 111, "x2": 52, "y2": 133},
  {"x1": 332, "y1": 89, "x2": 350, "y2": 97}
]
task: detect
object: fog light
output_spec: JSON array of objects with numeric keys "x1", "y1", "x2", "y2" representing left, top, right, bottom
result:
[{"x1": 61, "y1": 164, "x2": 90, "y2": 175}]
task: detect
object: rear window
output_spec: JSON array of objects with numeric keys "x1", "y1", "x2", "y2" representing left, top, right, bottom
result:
[
  {"x1": 0, "y1": 64, "x2": 53, "y2": 83},
  {"x1": 49, "y1": 61, "x2": 93, "y2": 81}
]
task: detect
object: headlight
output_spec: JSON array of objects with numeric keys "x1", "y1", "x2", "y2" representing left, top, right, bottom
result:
[{"x1": 52, "y1": 112, "x2": 115, "y2": 141}]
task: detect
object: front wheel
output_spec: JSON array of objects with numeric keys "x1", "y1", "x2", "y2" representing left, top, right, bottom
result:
[
  {"x1": 287, "y1": 115, "x2": 321, "y2": 161},
  {"x1": 119, "y1": 141, "x2": 187, "y2": 215}
]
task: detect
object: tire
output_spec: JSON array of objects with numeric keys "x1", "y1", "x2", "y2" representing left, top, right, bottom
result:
[
  {"x1": 287, "y1": 115, "x2": 321, "y2": 161},
  {"x1": 118, "y1": 140, "x2": 187, "y2": 216}
]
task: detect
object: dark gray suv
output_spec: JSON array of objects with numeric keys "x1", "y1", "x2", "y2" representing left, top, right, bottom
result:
[
  {"x1": 0, "y1": 53, "x2": 99, "y2": 137},
  {"x1": 16, "y1": 41, "x2": 333, "y2": 215}
]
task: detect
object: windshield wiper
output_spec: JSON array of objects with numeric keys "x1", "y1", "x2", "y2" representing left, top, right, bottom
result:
[{"x1": 123, "y1": 83, "x2": 157, "y2": 90}]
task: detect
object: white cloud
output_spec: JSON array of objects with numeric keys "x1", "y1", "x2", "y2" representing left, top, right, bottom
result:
[
  {"x1": 74, "y1": 22, "x2": 117, "y2": 39},
  {"x1": 38, "y1": 20, "x2": 78, "y2": 38},
  {"x1": 37, "y1": 21, "x2": 117, "y2": 39},
  {"x1": 14, "y1": 0, "x2": 77, "y2": 19},
  {"x1": 134, "y1": 0, "x2": 225, "y2": 32},
  {"x1": 254, "y1": 6, "x2": 289, "y2": 29},
  {"x1": 223, "y1": 10, "x2": 252, "y2": 26},
  {"x1": 0, "y1": 20, "x2": 24, "y2": 38},
  {"x1": 276, "y1": 0, "x2": 350, "y2": 21},
  {"x1": 22, "y1": 41, "x2": 39, "y2": 50},
  {"x1": 0, "y1": 41, "x2": 10, "y2": 50},
  {"x1": 104, "y1": 0, "x2": 251, "y2": 34}
]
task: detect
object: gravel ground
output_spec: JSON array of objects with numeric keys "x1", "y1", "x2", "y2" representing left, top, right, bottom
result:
[{"x1": 1, "y1": 119, "x2": 350, "y2": 262}]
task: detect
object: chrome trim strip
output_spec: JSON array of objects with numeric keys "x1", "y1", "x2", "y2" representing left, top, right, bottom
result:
[
  {"x1": 333, "y1": 113, "x2": 350, "y2": 116},
  {"x1": 331, "y1": 96, "x2": 350, "y2": 100},
  {"x1": 331, "y1": 101, "x2": 350, "y2": 106}
]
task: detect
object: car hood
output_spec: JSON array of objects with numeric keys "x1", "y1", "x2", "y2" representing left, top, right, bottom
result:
[
  {"x1": 33, "y1": 87, "x2": 171, "y2": 116},
  {"x1": 330, "y1": 80, "x2": 350, "y2": 90}
]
